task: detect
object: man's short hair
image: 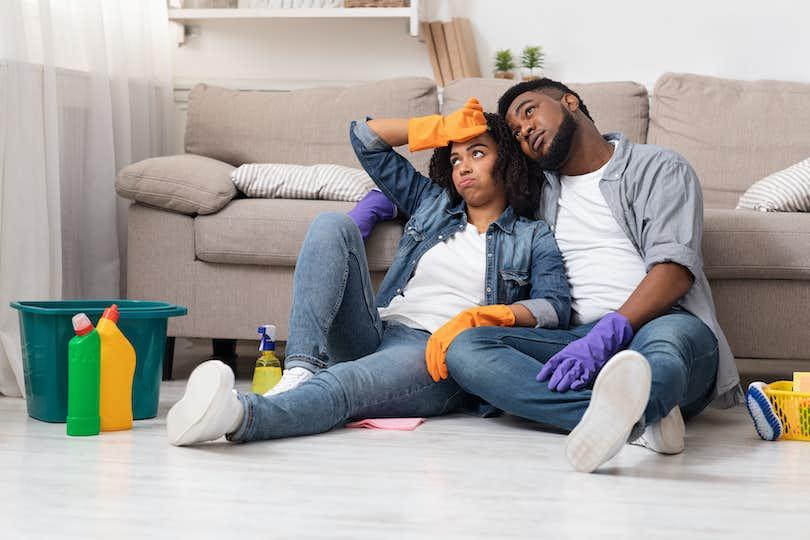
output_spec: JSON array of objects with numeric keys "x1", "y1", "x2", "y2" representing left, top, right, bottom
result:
[{"x1": 497, "y1": 78, "x2": 593, "y2": 123}]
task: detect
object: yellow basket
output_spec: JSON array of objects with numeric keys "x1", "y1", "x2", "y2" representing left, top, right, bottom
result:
[{"x1": 764, "y1": 381, "x2": 810, "y2": 441}]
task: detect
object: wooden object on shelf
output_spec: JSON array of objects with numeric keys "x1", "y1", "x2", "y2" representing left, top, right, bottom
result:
[
  {"x1": 429, "y1": 21, "x2": 453, "y2": 87},
  {"x1": 422, "y1": 18, "x2": 480, "y2": 86},
  {"x1": 455, "y1": 17, "x2": 481, "y2": 78},
  {"x1": 421, "y1": 21, "x2": 444, "y2": 87},
  {"x1": 442, "y1": 21, "x2": 464, "y2": 82}
]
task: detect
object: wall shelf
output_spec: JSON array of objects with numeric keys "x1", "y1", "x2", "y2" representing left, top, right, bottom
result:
[{"x1": 168, "y1": 3, "x2": 421, "y2": 42}]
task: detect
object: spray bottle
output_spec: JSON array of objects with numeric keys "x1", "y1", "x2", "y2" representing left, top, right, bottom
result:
[{"x1": 251, "y1": 324, "x2": 281, "y2": 395}]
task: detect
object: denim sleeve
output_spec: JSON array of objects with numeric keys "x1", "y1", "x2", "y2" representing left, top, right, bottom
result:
[
  {"x1": 515, "y1": 221, "x2": 571, "y2": 329},
  {"x1": 637, "y1": 160, "x2": 703, "y2": 277},
  {"x1": 349, "y1": 119, "x2": 443, "y2": 219}
]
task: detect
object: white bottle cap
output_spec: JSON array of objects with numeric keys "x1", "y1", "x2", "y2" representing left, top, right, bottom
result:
[{"x1": 72, "y1": 313, "x2": 93, "y2": 335}]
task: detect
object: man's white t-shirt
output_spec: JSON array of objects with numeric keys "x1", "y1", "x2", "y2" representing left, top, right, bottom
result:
[
  {"x1": 378, "y1": 222, "x2": 486, "y2": 333},
  {"x1": 555, "y1": 144, "x2": 647, "y2": 326}
]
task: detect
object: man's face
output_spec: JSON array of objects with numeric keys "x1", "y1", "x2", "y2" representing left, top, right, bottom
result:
[{"x1": 505, "y1": 90, "x2": 577, "y2": 171}]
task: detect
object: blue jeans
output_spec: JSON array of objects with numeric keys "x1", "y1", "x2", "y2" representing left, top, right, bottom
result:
[
  {"x1": 444, "y1": 310, "x2": 719, "y2": 432},
  {"x1": 228, "y1": 213, "x2": 466, "y2": 442}
]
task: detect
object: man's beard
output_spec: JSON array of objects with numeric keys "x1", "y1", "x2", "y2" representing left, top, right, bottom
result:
[{"x1": 535, "y1": 110, "x2": 577, "y2": 171}]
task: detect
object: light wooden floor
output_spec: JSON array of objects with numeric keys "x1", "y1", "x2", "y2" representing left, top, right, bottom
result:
[{"x1": 2, "y1": 340, "x2": 809, "y2": 539}]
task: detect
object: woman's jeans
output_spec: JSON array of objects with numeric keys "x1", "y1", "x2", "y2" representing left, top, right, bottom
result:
[
  {"x1": 229, "y1": 213, "x2": 466, "y2": 442},
  {"x1": 443, "y1": 310, "x2": 719, "y2": 432}
]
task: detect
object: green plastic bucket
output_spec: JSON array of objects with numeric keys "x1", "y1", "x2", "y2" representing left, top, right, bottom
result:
[{"x1": 10, "y1": 300, "x2": 187, "y2": 423}]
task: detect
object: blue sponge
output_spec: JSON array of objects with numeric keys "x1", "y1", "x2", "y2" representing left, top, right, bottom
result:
[{"x1": 745, "y1": 382, "x2": 783, "y2": 441}]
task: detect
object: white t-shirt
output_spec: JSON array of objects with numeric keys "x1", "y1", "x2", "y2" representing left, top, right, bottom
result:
[
  {"x1": 378, "y1": 222, "x2": 486, "y2": 333},
  {"x1": 555, "y1": 145, "x2": 647, "y2": 326}
]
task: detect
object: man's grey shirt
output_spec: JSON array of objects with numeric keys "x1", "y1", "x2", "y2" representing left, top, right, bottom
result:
[{"x1": 538, "y1": 132, "x2": 741, "y2": 408}]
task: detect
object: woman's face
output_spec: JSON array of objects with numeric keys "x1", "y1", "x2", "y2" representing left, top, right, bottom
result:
[{"x1": 449, "y1": 132, "x2": 505, "y2": 208}]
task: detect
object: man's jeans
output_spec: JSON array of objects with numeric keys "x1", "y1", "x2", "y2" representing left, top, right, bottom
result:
[
  {"x1": 229, "y1": 213, "x2": 465, "y2": 442},
  {"x1": 444, "y1": 310, "x2": 719, "y2": 432}
]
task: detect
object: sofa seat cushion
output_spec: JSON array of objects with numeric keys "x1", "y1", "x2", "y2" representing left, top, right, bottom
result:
[
  {"x1": 703, "y1": 209, "x2": 810, "y2": 279},
  {"x1": 194, "y1": 199, "x2": 403, "y2": 270}
]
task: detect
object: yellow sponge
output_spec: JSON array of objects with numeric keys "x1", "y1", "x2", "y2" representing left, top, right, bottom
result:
[{"x1": 793, "y1": 372, "x2": 810, "y2": 393}]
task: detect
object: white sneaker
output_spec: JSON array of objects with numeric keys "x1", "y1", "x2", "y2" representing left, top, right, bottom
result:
[
  {"x1": 263, "y1": 366, "x2": 314, "y2": 397},
  {"x1": 565, "y1": 350, "x2": 652, "y2": 473},
  {"x1": 632, "y1": 406, "x2": 685, "y2": 454},
  {"x1": 167, "y1": 360, "x2": 244, "y2": 446}
]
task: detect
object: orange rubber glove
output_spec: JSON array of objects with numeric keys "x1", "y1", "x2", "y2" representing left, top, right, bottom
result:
[
  {"x1": 408, "y1": 97, "x2": 488, "y2": 152},
  {"x1": 425, "y1": 304, "x2": 516, "y2": 382}
]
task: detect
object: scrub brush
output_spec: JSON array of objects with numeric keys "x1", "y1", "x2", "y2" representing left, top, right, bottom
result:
[{"x1": 745, "y1": 381, "x2": 783, "y2": 441}]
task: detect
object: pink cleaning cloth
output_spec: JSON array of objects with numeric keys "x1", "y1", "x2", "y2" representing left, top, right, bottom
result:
[{"x1": 345, "y1": 418, "x2": 426, "y2": 431}]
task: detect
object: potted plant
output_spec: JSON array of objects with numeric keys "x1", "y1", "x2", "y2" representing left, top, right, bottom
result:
[
  {"x1": 494, "y1": 49, "x2": 515, "y2": 79},
  {"x1": 521, "y1": 45, "x2": 545, "y2": 81}
]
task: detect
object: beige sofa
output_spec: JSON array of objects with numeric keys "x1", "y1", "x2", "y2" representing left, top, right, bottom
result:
[{"x1": 118, "y1": 73, "x2": 810, "y2": 378}]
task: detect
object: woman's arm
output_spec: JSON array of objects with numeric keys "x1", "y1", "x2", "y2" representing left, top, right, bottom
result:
[
  {"x1": 514, "y1": 222, "x2": 571, "y2": 329},
  {"x1": 349, "y1": 120, "x2": 443, "y2": 218},
  {"x1": 366, "y1": 118, "x2": 409, "y2": 147}
]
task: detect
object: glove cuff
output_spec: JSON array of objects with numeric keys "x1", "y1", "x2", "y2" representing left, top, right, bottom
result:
[{"x1": 598, "y1": 311, "x2": 634, "y2": 348}]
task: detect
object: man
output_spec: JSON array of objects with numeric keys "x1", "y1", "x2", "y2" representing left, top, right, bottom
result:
[{"x1": 432, "y1": 78, "x2": 740, "y2": 473}]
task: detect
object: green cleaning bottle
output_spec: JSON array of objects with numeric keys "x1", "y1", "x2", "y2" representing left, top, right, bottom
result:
[
  {"x1": 67, "y1": 313, "x2": 101, "y2": 436},
  {"x1": 251, "y1": 324, "x2": 282, "y2": 395}
]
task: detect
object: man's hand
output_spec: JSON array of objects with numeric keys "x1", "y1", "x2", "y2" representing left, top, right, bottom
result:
[
  {"x1": 536, "y1": 311, "x2": 634, "y2": 392},
  {"x1": 408, "y1": 97, "x2": 488, "y2": 152},
  {"x1": 426, "y1": 304, "x2": 515, "y2": 382}
]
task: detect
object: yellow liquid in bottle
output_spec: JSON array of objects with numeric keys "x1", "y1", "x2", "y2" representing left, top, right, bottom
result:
[{"x1": 252, "y1": 350, "x2": 282, "y2": 395}]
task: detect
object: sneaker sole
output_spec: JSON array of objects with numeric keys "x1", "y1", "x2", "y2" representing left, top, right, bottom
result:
[
  {"x1": 745, "y1": 384, "x2": 782, "y2": 441},
  {"x1": 167, "y1": 361, "x2": 233, "y2": 446},
  {"x1": 565, "y1": 350, "x2": 652, "y2": 473}
]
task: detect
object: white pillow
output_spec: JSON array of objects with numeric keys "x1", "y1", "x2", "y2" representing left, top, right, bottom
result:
[
  {"x1": 737, "y1": 157, "x2": 810, "y2": 212},
  {"x1": 231, "y1": 163, "x2": 376, "y2": 202}
]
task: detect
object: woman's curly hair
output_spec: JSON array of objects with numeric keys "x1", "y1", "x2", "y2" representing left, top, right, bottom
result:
[{"x1": 427, "y1": 112, "x2": 543, "y2": 218}]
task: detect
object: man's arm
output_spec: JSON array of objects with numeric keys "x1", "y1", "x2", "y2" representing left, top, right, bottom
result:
[
  {"x1": 621, "y1": 158, "x2": 704, "y2": 330},
  {"x1": 618, "y1": 263, "x2": 693, "y2": 330}
]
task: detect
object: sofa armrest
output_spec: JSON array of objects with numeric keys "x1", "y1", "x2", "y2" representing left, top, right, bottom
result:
[{"x1": 116, "y1": 154, "x2": 237, "y2": 216}]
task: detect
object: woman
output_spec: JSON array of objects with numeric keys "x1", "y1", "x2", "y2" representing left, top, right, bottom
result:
[{"x1": 166, "y1": 98, "x2": 570, "y2": 446}]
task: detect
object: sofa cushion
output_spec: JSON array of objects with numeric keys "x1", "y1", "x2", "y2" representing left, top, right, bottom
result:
[
  {"x1": 231, "y1": 163, "x2": 375, "y2": 202},
  {"x1": 736, "y1": 157, "x2": 810, "y2": 212},
  {"x1": 703, "y1": 209, "x2": 810, "y2": 279},
  {"x1": 194, "y1": 199, "x2": 403, "y2": 270},
  {"x1": 649, "y1": 73, "x2": 810, "y2": 209},
  {"x1": 184, "y1": 78, "x2": 439, "y2": 175},
  {"x1": 442, "y1": 78, "x2": 649, "y2": 143},
  {"x1": 116, "y1": 154, "x2": 236, "y2": 215}
]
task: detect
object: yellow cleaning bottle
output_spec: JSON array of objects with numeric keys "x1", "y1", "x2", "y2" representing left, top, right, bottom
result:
[
  {"x1": 251, "y1": 324, "x2": 281, "y2": 394},
  {"x1": 97, "y1": 304, "x2": 136, "y2": 431}
]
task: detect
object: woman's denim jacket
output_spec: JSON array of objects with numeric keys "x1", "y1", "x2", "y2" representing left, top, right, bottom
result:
[{"x1": 350, "y1": 120, "x2": 570, "y2": 329}]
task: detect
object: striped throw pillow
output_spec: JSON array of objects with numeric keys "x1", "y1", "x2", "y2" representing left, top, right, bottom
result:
[
  {"x1": 737, "y1": 158, "x2": 810, "y2": 212},
  {"x1": 231, "y1": 163, "x2": 376, "y2": 202}
]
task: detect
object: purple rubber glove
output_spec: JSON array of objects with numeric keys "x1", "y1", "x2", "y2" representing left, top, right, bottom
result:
[
  {"x1": 347, "y1": 189, "x2": 397, "y2": 240},
  {"x1": 537, "y1": 311, "x2": 635, "y2": 392}
]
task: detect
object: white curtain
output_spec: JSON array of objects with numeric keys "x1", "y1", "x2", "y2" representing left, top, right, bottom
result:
[{"x1": 0, "y1": 0, "x2": 172, "y2": 397}]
